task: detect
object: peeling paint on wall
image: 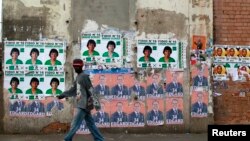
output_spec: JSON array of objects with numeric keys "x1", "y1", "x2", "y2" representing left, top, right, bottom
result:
[{"x1": 136, "y1": 9, "x2": 188, "y2": 39}]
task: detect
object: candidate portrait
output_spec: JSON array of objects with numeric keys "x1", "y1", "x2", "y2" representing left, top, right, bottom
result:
[
  {"x1": 46, "y1": 99, "x2": 64, "y2": 112},
  {"x1": 111, "y1": 102, "x2": 128, "y2": 123},
  {"x1": 102, "y1": 41, "x2": 119, "y2": 58},
  {"x1": 46, "y1": 78, "x2": 63, "y2": 95},
  {"x1": 138, "y1": 46, "x2": 156, "y2": 62},
  {"x1": 147, "y1": 100, "x2": 163, "y2": 122},
  {"x1": 192, "y1": 68, "x2": 208, "y2": 87},
  {"x1": 45, "y1": 49, "x2": 62, "y2": 66},
  {"x1": 128, "y1": 102, "x2": 144, "y2": 124},
  {"x1": 93, "y1": 102, "x2": 110, "y2": 124},
  {"x1": 25, "y1": 48, "x2": 43, "y2": 65},
  {"x1": 166, "y1": 72, "x2": 183, "y2": 94},
  {"x1": 94, "y1": 75, "x2": 110, "y2": 96},
  {"x1": 158, "y1": 46, "x2": 175, "y2": 62},
  {"x1": 111, "y1": 75, "x2": 129, "y2": 98},
  {"x1": 129, "y1": 77, "x2": 146, "y2": 97},
  {"x1": 6, "y1": 48, "x2": 23, "y2": 65},
  {"x1": 25, "y1": 77, "x2": 43, "y2": 94},
  {"x1": 191, "y1": 92, "x2": 208, "y2": 115},
  {"x1": 27, "y1": 100, "x2": 45, "y2": 113},
  {"x1": 8, "y1": 77, "x2": 23, "y2": 94},
  {"x1": 166, "y1": 99, "x2": 183, "y2": 121},
  {"x1": 146, "y1": 74, "x2": 164, "y2": 96},
  {"x1": 10, "y1": 100, "x2": 26, "y2": 113},
  {"x1": 82, "y1": 39, "x2": 100, "y2": 57}
]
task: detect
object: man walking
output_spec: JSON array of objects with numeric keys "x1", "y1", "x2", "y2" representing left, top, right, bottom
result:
[{"x1": 57, "y1": 59, "x2": 104, "y2": 141}]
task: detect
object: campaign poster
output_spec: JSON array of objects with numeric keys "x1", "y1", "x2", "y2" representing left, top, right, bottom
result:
[
  {"x1": 137, "y1": 39, "x2": 158, "y2": 68},
  {"x1": 22, "y1": 76, "x2": 45, "y2": 100},
  {"x1": 213, "y1": 45, "x2": 227, "y2": 62},
  {"x1": 110, "y1": 100, "x2": 129, "y2": 127},
  {"x1": 44, "y1": 42, "x2": 65, "y2": 77},
  {"x1": 212, "y1": 63, "x2": 228, "y2": 80},
  {"x1": 100, "y1": 34, "x2": 122, "y2": 64},
  {"x1": 192, "y1": 35, "x2": 207, "y2": 51},
  {"x1": 81, "y1": 33, "x2": 102, "y2": 64},
  {"x1": 24, "y1": 41, "x2": 45, "y2": 77},
  {"x1": 44, "y1": 77, "x2": 64, "y2": 96},
  {"x1": 157, "y1": 39, "x2": 179, "y2": 69},
  {"x1": 128, "y1": 101, "x2": 145, "y2": 127},
  {"x1": 191, "y1": 65, "x2": 209, "y2": 90},
  {"x1": 44, "y1": 96, "x2": 64, "y2": 116},
  {"x1": 92, "y1": 99, "x2": 110, "y2": 128},
  {"x1": 191, "y1": 91, "x2": 208, "y2": 118},
  {"x1": 238, "y1": 64, "x2": 250, "y2": 79},
  {"x1": 225, "y1": 46, "x2": 239, "y2": 62},
  {"x1": 92, "y1": 74, "x2": 111, "y2": 99},
  {"x1": 4, "y1": 76, "x2": 25, "y2": 99},
  {"x1": 128, "y1": 75, "x2": 146, "y2": 101},
  {"x1": 165, "y1": 71, "x2": 184, "y2": 97},
  {"x1": 146, "y1": 73, "x2": 164, "y2": 98},
  {"x1": 9, "y1": 99, "x2": 46, "y2": 117},
  {"x1": 239, "y1": 46, "x2": 250, "y2": 63},
  {"x1": 166, "y1": 97, "x2": 184, "y2": 124},
  {"x1": 4, "y1": 41, "x2": 25, "y2": 77},
  {"x1": 146, "y1": 98, "x2": 164, "y2": 126},
  {"x1": 191, "y1": 35, "x2": 207, "y2": 62},
  {"x1": 76, "y1": 120, "x2": 90, "y2": 134},
  {"x1": 109, "y1": 74, "x2": 130, "y2": 100}
]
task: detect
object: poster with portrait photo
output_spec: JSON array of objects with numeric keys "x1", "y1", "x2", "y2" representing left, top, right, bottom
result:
[
  {"x1": 237, "y1": 64, "x2": 250, "y2": 80},
  {"x1": 212, "y1": 63, "x2": 228, "y2": 80},
  {"x1": 81, "y1": 33, "x2": 102, "y2": 64},
  {"x1": 191, "y1": 65, "x2": 209, "y2": 90},
  {"x1": 22, "y1": 77, "x2": 45, "y2": 100},
  {"x1": 226, "y1": 46, "x2": 239, "y2": 62},
  {"x1": 100, "y1": 34, "x2": 122, "y2": 65},
  {"x1": 191, "y1": 35, "x2": 207, "y2": 62},
  {"x1": 166, "y1": 97, "x2": 184, "y2": 124},
  {"x1": 239, "y1": 46, "x2": 250, "y2": 63},
  {"x1": 146, "y1": 73, "x2": 165, "y2": 98},
  {"x1": 191, "y1": 91, "x2": 208, "y2": 118},
  {"x1": 92, "y1": 73, "x2": 111, "y2": 99},
  {"x1": 76, "y1": 120, "x2": 90, "y2": 134},
  {"x1": 44, "y1": 42, "x2": 65, "y2": 77},
  {"x1": 4, "y1": 41, "x2": 26, "y2": 77},
  {"x1": 128, "y1": 101, "x2": 145, "y2": 127},
  {"x1": 110, "y1": 100, "x2": 129, "y2": 127},
  {"x1": 165, "y1": 71, "x2": 184, "y2": 97},
  {"x1": 92, "y1": 99, "x2": 110, "y2": 128},
  {"x1": 146, "y1": 98, "x2": 164, "y2": 126},
  {"x1": 44, "y1": 77, "x2": 64, "y2": 97},
  {"x1": 128, "y1": 74, "x2": 147, "y2": 101},
  {"x1": 213, "y1": 45, "x2": 227, "y2": 63},
  {"x1": 4, "y1": 76, "x2": 25, "y2": 99},
  {"x1": 9, "y1": 99, "x2": 28, "y2": 117},
  {"x1": 137, "y1": 39, "x2": 158, "y2": 68},
  {"x1": 157, "y1": 39, "x2": 179, "y2": 69},
  {"x1": 45, "y1": 96, "x2": 64, "y2": 116},
  {"x1": 109, "y1": 74, "x2": 130, "y2": 100}
]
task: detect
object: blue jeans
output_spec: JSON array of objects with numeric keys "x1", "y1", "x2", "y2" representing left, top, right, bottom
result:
[{"x1": 64, "y1": 108, "x2": 104, "y2": 141}]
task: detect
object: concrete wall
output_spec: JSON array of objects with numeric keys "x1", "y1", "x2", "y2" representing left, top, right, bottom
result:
[{"x1": 0, "y1": 0, "x2": 213, "y2": 133}]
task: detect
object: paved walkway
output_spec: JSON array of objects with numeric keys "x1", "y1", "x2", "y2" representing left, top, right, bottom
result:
[{"x1": 0, "y1": 133, "x2": 207, "y2": 141}]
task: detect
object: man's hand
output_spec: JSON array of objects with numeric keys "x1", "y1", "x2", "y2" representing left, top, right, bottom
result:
[{"x1": 57, "y1": 95, "x2": 65, "y2": 99}]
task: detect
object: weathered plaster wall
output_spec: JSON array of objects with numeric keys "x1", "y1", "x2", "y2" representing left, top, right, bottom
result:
[{"x1": 1, "y1": 0, "x2": 213, "y2": 133}]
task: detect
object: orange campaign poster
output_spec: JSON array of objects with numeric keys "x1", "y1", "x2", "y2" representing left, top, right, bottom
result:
[
  {"x1": 44, "y1": 96, "x2": 64, "y2": 116},
  {"x1": 92, "y1": 74, "x2": 111, "y2": 99},
  {"x1": 108, "y1": 74, "x2": 131, "y2": 99},
  {"x1": 146, "y1": 73, "x2": 164, "y2": 98},
  {"x1": 191, "y1": 91, "x2": 208, "y2": 118},
  {"x1": 146, "y1": 98, "x2": 164, "y2": 126},
  {"x1": 191, "y1": 65, "x2": 209, "y2": 89},
  {"x1": 128, "y1": 75, "x2": 147, "y2": 101},
  {"x1": 192, "y1": 35, "x2": 207, "y2": 51},
  {"x1": 76, "y1": 120, "x2": 90, "y2": 134},
  {"x1": 165, "y1": 97, "x2": 183, "y2": 124},
  {"x1": 165, "y1": 71, "x2": 184, "y2": 97},
  {"x1": 127, "y1": 101, "x2": 146, "y2": 127},
  {"x1": 110, "y1": 100, "x2": 130, "y2": 127},
  {"x1": 91, "y1": 98, "x2": 110, "y2": 128}
]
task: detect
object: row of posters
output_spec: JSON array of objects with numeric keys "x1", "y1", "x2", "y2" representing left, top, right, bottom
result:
[
  {"x1": 213, "y1": 45, "x2": 250, "y2": 80},
  {"x1": 4, "y1": 41, "x2": 66, "y2": 98},
  {"x1": 77, "y1": 89, "x2": 208, "y2": 134},
  {"x1": 81, "y1": 33, "x2": 186, "y2": 69}
]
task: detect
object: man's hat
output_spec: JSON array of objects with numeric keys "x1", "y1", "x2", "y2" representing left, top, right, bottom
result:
[{"x1": 73, "y1": 59, "x2": 84, "y2": 67}]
